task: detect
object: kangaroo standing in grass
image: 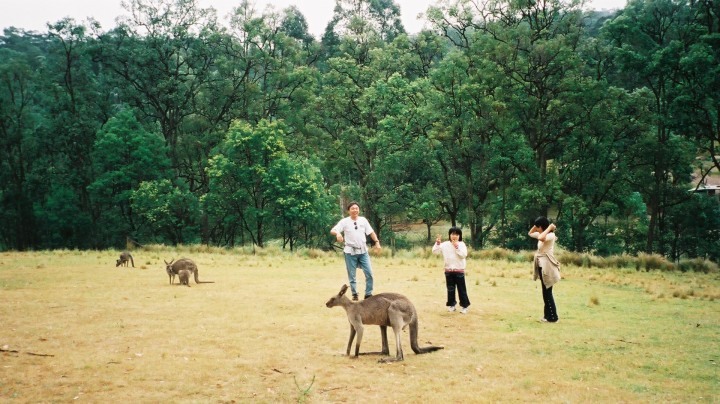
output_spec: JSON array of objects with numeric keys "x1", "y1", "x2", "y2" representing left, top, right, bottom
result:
[
  {"x1": 116, "y1": 251, "x2": 134, "y2": 267},
  {"x1": 325, "y1": 284, "x2": 443, "y2": 362},
  {"x1": 164, "y1": 258, "x2": 214, "y2": 285},
  {"x1": 177, "y1": 269, "x2": 191, "y2": 287}
]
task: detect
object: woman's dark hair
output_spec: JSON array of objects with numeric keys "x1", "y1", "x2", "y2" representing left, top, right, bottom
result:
[
  {"x1": 448, "y1": 226, "x2": 463, "y2": 241},
  {"x1": 346, "y1": 201, "x2": 360, "y2": 210},
  {"x1": 534, "y1": 216, "x2": 550, "y2": 230}
]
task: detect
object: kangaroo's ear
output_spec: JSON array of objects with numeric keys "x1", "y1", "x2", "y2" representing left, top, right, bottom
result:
[
  {"x1": 164, "y1": 260, "x2": 169, "y2": 265},
  {"x1": 339, "y1": 284, "x2": 348, "y2": 296}
]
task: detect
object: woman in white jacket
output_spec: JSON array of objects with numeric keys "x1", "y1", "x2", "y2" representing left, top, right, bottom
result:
[
  {"x1": 433, "y1": 227, "x2": 471, "y2": 314},
  {"x1": 529, "y1": 216, "x2": 560, "y2": 323}
]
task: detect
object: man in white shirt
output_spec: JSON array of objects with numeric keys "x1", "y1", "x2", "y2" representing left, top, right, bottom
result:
[{"x1": 330, "y1": 201, "x2": 381, "y2": 300}]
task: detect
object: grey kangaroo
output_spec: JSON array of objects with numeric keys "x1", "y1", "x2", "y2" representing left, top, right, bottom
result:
[
  {"x1": 325, "y1": 284, "x2": 443, "y2": 362},
  {"x1": 177, "y1": 269, "x2": 191, "y2": 287},
  {"x1": 164, "y1": 258, "x2": 214, "y2": 285},
  {"x1": 116, "y1": 251, "x2": 135, "y2": 267}
]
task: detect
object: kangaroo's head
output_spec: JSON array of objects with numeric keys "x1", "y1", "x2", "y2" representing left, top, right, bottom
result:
[
  {"x1": 115, "y1": 259, "x2": 122, "y2": 267},
  {"x1": 325, "y1": 284, "x2": 350, "y2": 308},
  {"x1": 164, "y1": 259, "x2": 175, "y2": 273}
]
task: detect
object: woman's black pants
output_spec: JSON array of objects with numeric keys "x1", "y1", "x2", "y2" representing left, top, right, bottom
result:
[{"x1": 539, "y1": 272, "x2": 558, "y2": 322}]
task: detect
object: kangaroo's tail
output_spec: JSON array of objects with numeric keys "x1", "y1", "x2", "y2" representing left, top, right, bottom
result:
[
  {"x1": 193, "y1": 270, "x2": 215, "y2": 284},
  {"x1": 409, "y1": 317, "x2": 444, "y2": 354},
  {"x1": 130, "y1": 255, "x2": 135, "y2": 267}
]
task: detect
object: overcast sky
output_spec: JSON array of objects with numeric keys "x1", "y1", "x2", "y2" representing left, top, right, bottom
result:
[{"x1": 0, "y1": 0, "x2": 627, "y2": 38}]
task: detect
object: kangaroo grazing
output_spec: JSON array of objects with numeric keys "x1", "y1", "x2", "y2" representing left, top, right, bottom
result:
[
  {"x1": 163, "y1": 258, "x2": 214, "y2": 285},
  {"x1": 116, "y1": 251, "x2": 135, "y2": 267},
  {"x1": 325, "y1": 284, "x2": 443, "y2": 362}
]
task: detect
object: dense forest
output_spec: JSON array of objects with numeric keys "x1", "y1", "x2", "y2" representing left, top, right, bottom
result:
[{"x1": 1, "y1": 0, "x2": 719, "y2": 261}]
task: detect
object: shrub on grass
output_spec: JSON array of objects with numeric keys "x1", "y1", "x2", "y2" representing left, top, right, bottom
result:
[
  {"x1": 477, "y1": 248, "x2": 512, "y2": 261},
  {"x1": 677, "y1": 258, "x2": 719, "y2": 273},
  {"x1": 606, "y1": 254, "x2": 635, "y2": 269},
  {"x1": 637, "y1": 253, "x2": 674, "y2": 271},
  {"x1": 559, "y1": 251, "x2": 583, "y2": 267}
]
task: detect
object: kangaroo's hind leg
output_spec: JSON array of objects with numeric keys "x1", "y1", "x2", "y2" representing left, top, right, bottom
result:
[{"x1": 380, "y1": 310, "x2": 405, "y2": 363}]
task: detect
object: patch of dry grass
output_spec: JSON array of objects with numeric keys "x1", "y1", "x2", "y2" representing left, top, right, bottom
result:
[{"x1": 0, "y1": 248, "x2": 718, "y2": 402}]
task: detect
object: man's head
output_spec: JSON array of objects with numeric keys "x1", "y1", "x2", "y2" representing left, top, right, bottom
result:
[{"x1": 347, "y1": 201, "x2": 360, "y2": 217}]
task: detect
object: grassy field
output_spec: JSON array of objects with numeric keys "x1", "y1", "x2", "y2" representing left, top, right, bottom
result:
[{"x1": 0, "y1": 247, "x2": 718, "y2": 403}]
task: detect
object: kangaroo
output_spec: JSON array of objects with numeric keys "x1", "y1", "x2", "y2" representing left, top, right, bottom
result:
[
  {"x1": 325, "y1": 284, "x2": 443, "y2": 362},
  {"x1": 163, "y1": 258, "x2": 214, "y2": 285},
  {"x1": 116, "y1": 251, "x2": 135, "y2": 267},
  {"x1": 177, "y1": 269, "x2": 191, "y2": 287},
  {"x1": 165, "y1": 262, "x2": 176, "y2": 284}
]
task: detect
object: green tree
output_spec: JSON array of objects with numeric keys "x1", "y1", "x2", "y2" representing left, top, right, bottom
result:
[
  {"x1": 88, "y1": 109, "x2": 171, "y2": 246},
  {"x1": 131, "y1": 179, "x2": 200, "y2": 244},
  {"x1": 205, "y1": 119, "x2": 286, "y2": 247},
  {"x1": 669, "y1": 0, "x2": 720, "y2": 177},
  {"x1": 0, "y1": 29, "x2": 44, "y2": 249},
  {"x1": 265, "y1": 157, "x2": 335, "y2": 250},
  {"x1": 42, "y1": 19, "x2": 111, "y2": 248},
  {"x1": 324, "y1": 0, "x2": 405, "y2": 45},
  {"x1": 97, "y1": 0, "x2": 220, "y2": 187},
  {"x1": 603, "y1": 0, "x2": 701, "y2": 256},
  {"x1": 667, "y1": 193, "x2": 720, "y2": 262}
]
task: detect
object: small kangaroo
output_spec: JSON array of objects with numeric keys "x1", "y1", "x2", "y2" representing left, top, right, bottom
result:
[
  {"x1": 116, "y1": 251, "x2": 135, "y2": 267},
  {"x1": 325, "y1": 284, "x2": 443, "y2": 362},
  {"x1": 177, "y1": 269, "x2": 191, "y2": 287},
  {"x1": 163, "y1": 258, "x2": 214, "y2": 285}
]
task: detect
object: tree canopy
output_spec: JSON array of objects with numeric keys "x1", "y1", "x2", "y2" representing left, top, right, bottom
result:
[{"x1": 1, "y1": 0, "x2": 718, "y2": 262}]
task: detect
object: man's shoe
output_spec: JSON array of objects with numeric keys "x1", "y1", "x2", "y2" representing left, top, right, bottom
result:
[
  {"x1": 352, "y1": 294, "x2": 359, "y2": 301},
  {"x1": 364, "y1": 294, "x2": 372, "y2": 299},
  {"x1": 447, "y1": 306, "x2": 456, "y2": 312},
  {"x1": 460, "y1": 307, "x2": 469, "y2": 314}
]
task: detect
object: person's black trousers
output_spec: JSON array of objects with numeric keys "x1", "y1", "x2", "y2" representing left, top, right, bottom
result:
[
  {"x1": 540, "y1": 273, "x2": 558, "y2": 322},
  {"x1": 445, "y1": 272, "x2": 471, "y2": 308}
]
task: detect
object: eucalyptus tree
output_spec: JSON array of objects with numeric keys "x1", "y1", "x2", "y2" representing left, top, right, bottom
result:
[
  {"x1": 264, "y1": 157, "x2": 336, "y2": 250},
  {"x1": 279, "y1": 5, "x2": 315, "y2": 45},
  {"x1": 366, "y1": 79, "x2": 436, "y2": 246},
  {"x1": 36, "y1": 18, "x2": 116, "y2": 248},
  {"x1": 1, "y1": 23, "x2": 112, "y2": 249},
  {"x1": 314, "y1": 2, "x2": 408, "y2": 235},
  {"x1": 97, "y1": 0, "x2": 220, "y2": 192},
  {"x1": 668, "y1": 0, "x2": 720, "y2": 178},
  {"x1": 421, "y1": 47, "x2": 507, "y2": 247},
  {"x1": 666, "y1": 192, "x2": 720, "y2": 262},
  {"x1": 323, "y1": 0, "x2": 406, "y2": 49},
  {"x1": 602, "y1": 0, "x2": 701, "y2": 256},
  {"x1": 552, "y1": 85, "x2": 655, "y2": 252},
  {"x1": 131, "y1": 179, "x2": 200, "y2": 244},
  {"x1": 428, "y1": 0, "x2": 574, "y2": 247},
  {"x1": 0, "y1": 29, "x2": 46, "y2": 249},
  {"x1": 202, "y1": 2, "x2": 319, "y2": 156},
  {"x1": 427, "y1": 0, "x2": 653, "y2": 252},
  {"x1": 88, "y1": 109, "x2": 172, "y2": 246},
  {"x1": 206, "y1": 119, "x2": 316, "y2": 248},
  {"x1": 480, "y1": 0, "x2": 589, "y2": 215}
]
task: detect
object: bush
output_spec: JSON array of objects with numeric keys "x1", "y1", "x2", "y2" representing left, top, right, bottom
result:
[
  {"x1": 637, "y1": 253, "x2": 674, "y2": 271},
  {"x1": 476, "y1": 247, "x2": 512, "y2": 261},
  {"x1": 605, "y1": 254, "x2": 635, "y2": 269},
  {"x1": 677, "y1": 258, "x2": 719, "y2": 273}
]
